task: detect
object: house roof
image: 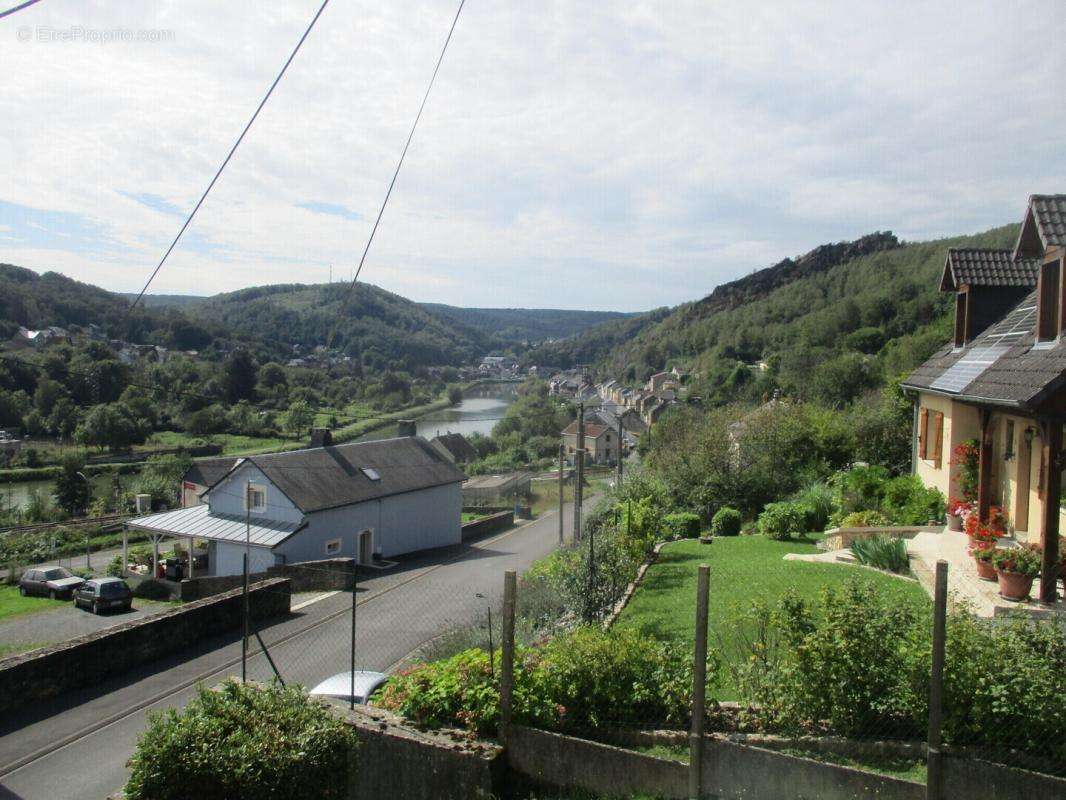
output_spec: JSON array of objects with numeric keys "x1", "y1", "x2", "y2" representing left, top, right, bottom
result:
[
  {"x1": 462, "y1": 472, "x2": 532, "y2": 491},
  {"x1": 205, "y1": 436, "x2": 467, "y2": 515},
  {"x1": 939, "y1": 249, "x2": 1040, "y2": 291},
  {"x1": 561, "y1": 421, "x2": 609, "y2": 438},
  {"x1": 184, "y1": 456, "x2": 239, "y2": 489},
  {"x1": 902, "y1": 288, "x2": 1066, "y2": 409},
  {"x1": 127, "y1": 504, "x2": 304, "y2": 549},
  {"x1": 430, "y1": 432, "x2": 479, "y2": 463},
  {"x1": 1030, "y1": 194, "x2": 1066, "y2": 248}
]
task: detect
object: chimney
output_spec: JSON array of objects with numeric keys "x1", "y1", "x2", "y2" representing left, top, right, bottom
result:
[
  {"x1": 309, "y1": 428, "x2": 333, "y2": 448},
  {"x1": 397, "y1": 420, "x2": 417, "y2": 437}
]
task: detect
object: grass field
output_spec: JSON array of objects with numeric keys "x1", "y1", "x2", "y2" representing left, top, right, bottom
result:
[
  {"x1": 0, "y1": 584, "x2": 62, "y2": 623},
  {"x1": 615, "y1": 535, "x2": 931, "y2": 698}
]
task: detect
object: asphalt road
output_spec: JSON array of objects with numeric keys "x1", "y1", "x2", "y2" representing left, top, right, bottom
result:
[{"x1": 0, "y1": 502, "x2": 582, "y2": 800}]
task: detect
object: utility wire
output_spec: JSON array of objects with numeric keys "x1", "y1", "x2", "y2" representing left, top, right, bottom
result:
[
  {"x1": 0, "y1": 0, "x2": 42, "y2": 20},
  {"x1": 324, "y1": 0, "x2": 466, "y2": 352},
  {"x1": 126, "y1": 0, "x2": 333, "y2": 315}
]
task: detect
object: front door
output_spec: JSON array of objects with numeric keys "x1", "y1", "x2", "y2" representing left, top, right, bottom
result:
[{"x1": 358, "y1": 530, "x2": 373, "y2": 564}]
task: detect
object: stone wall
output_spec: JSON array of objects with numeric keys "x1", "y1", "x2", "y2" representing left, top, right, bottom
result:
[
  {"x1": 0, "y1": 578, "x2": 291, "y2": 714},
  {"x1": 822, "y1": 525, "x2": 941, "y2": 551},
  {"x1": 179, "y1": 558, "x2": 357, "y2": 601},
  {"x1": 461, "y1": 510, "x2": 514, "y2": 541}
]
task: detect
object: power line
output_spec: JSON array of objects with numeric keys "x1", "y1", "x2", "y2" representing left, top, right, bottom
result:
[
  {"x1": 0, "y1": 0, "x2": 42, "y2": 20},
  {"x1": 325, "y1": 0, "x2": 466, "y2": 352},
  {"x1": 126, "y1": 0, "x2": 333, "y2": 315}
]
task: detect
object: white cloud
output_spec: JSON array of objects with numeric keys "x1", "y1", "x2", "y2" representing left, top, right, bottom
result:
[{"x1": 1, "y1": 0, "x2": 1065, "y2": 311}]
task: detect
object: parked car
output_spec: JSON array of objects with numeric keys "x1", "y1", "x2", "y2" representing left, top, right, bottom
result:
[
  {"x1": 18, "y1": 566, "x2": 85, "y2": 599},
  {"x1": 73, "y1": 577, "x2": 133, "y2": 614},
  {"x1": 309, "y1": 671, "x2": 388, "y2": 705}
]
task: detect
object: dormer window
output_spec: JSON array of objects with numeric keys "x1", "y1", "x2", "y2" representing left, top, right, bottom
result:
[{"x1": 1036, "y1": 258, "x2": 1061, "y2": 343}]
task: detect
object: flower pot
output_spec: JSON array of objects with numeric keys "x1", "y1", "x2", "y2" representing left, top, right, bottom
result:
[
  {"x1": 947, "y1": 513, "x2": 963, "y2": 532},
  {"x1": 974, "y1": 557, "x2": 996, "y2": 581},
  {"x1": 996, "y1": 569, "x2": 1034, "y2": 601}
]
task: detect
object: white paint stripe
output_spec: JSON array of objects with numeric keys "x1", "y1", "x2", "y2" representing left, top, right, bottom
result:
[{"x1": 291, "y1": 590, "x2": 340, "y2": 611}]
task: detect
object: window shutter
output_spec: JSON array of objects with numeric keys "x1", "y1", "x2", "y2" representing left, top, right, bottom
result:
[
  {"x1": 918, "y1": 408, "x2": 928, "y2": 459},
  {"x1": 933, "y1": 412, "x2": 944, "y2": 468}
]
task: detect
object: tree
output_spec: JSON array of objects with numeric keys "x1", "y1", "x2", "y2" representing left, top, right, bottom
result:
[
  {"x1": 75, "y1": 402, "x2": 147, "y2": 449},
  {"x1": 258, "y1": 362, "x2": 288, "y2": 391},
  {"x1": 284, "y1": 399, "x2": 314, "y2": 436},
  {"x1": 54, "y1": 456, "x2": 91, "y2": 515},
  {"x1": 222, "y1": 349, "x2": 258, "y2": 404},
  {"x1": 447, "y1": 385, "x2": 463, "y2": 405},
  {"x1": 0, "y1": 389, "x2": 30, "y2": 427}
]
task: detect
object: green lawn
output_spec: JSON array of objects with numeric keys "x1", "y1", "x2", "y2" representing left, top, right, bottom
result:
[
  {"x1": 0, "y1": 584, "x2": 62, "y2": 622},
  {"x1": 615, "y1": 535, "x2": 930, "y2": 698},
  {"x1": 146, "y1": 431, "x2": 295, "y2": 457}
]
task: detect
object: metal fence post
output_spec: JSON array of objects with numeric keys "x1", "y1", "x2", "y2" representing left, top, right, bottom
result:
[
  {"x1": 558, "y1": 445, "x2": 565, "y2": 544},
  {"x1": 499, "y1": 569, "x2": 517, "y2": 743},
  {"x1": 927, "y1": 560, "x2": 948, "y2": 800},
  {"x1": 241, "y1": 552, "x2": 249, "y2": 683},
  {"x1": 689, "y1": 564, "x2": 710, "y2": 799}
]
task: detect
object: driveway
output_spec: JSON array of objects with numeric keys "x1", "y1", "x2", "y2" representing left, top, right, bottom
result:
[{"x1": 0, "y1": 597, "x2": 174, "y2": 658}]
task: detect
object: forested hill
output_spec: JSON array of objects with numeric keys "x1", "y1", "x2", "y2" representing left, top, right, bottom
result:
[
  {"x1": 420, "y1": 304, "x2": 634, "y2": 343},
  {"x1": 526, "y1": 224, "x2": 1021, "y2": 406}
]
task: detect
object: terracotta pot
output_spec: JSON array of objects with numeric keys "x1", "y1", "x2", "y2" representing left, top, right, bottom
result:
[
  {"x1": 996, "y1": 569, "x2": 1034, "y2": 601},
  {"x1": 947, "y1": 513, "x2": 963, "y2": 532},
  {"x1": 974, "y1": 557, "x2": 996, "y2": 581}
]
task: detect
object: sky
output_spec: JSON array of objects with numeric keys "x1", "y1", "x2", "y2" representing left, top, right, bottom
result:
[{"x1": 2, "y1": 1, "x2": 1066, "y2": 312}]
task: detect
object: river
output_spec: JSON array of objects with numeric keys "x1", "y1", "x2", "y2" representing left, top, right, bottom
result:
[{"x1": 1, "y1": 384, "x2": 519, "y2": 511}]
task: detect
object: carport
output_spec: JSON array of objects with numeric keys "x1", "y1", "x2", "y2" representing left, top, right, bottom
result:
[{"x1": 123, "y1": 505, "x2": 304, "y2": 578}]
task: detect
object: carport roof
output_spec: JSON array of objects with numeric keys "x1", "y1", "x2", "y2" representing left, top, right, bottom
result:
[{"x1": 126, "y1": 504, "x2": 303, "y2": 549}]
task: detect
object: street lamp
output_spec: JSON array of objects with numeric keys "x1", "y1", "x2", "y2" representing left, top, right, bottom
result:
[{"x1": 75, "y1": 471, "x2": 92, "y2": 570}]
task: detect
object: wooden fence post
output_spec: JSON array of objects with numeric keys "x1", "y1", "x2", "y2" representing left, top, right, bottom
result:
[
  {"x1": 927, "y1": 560, "x2": 948, "y2": 800},
  {"x1": 499, "y1": 569, "x2": 517, "y2": 743},
  {"x1": 689, "y1": 564, "x2": 710, "y2": 799}
]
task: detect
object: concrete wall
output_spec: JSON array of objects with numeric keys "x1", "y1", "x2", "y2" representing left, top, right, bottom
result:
[
  {"x1": 941, "y1": 751, "x2": 1066, "y2": 800},
  {"x1": 0, "y1": 579, "x2": 291, "y2": 714},
  {"x1": 213, "y1": 540, "x2": 277, "y2": 576},
  {"x1": 180, "y1": 559, "x2": 357, "y2": 600}
]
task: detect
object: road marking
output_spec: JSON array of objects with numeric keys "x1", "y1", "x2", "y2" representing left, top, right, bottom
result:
[
  {"x1": 0, "y1": 507, "x2": 567, "y2": 778},
  {"x1": 291, "y1": 590, "x2": 340, "y2": 610}
]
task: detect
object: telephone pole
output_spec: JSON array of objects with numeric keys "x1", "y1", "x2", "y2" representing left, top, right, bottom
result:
[
  {"x1": 558, "y1": 445, "x2": 565, "y2": 544},
  {"x1": 574, "y1": 402, "x2": 584, "y2": 542},
  {"x1": 616, "y1": 418, "x2": 624, "y2": 486}
]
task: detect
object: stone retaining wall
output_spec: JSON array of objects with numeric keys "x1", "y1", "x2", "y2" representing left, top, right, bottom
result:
[
  {"x1": 822, "y1": 525, "x2": 941, "y2": 551},
  {"x1": 461, "y1": 510, "x2": 514, "y2": 541},
  {"x1": 0, "y1": 578, "x2": 291, "y2": 714},
  {"x1": 179, "y1": 558, "x2": 357, "y2": 601}
]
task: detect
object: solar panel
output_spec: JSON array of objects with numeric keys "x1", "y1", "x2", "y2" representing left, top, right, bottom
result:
[
  {"x1": 930, "y1": 345, "x2": 1008, "y2": 393},
  {"x1": 986, "y1": 303, "x2": 1036, "y2": 341}
]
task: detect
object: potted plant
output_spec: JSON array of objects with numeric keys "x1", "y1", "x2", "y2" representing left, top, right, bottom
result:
[
  {"x1": 970, "y1": 543, "x2": 998, "y2": 581},
  {"x1": 946, "y1": 498, "x2": 970, "y2": 532},
  {"x1": 991, "y1": 546, "x2": 1042, "y2": 601},
  {"x1": 964, "y1": 515, "x2": 1000, "y2": 550}
]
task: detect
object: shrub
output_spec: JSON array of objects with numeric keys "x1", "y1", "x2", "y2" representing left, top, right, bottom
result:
[
  {"x1": 849, "y1": 535, "x2": 910, "y2": 573},
  {"x1": 881, "y1": 475, "x2": 945, "y2": 525},
  {"x1": 791, "y1": 482, "x2": 836, "y2": 532},
  {"x1": 756, "y1": 502, "x2": 808, "y2": 540},
  {"x1": 377, "y1": 627, "x2": 705, "y2": 735},
  {"x1": 832, "y1": 465, "x2": 891, "y2": 517},
  {"x1": 125, "y1": 681, "x2": 358, "y2": 800},
  {"x1": 710, "y1": 507, "x2": 742, "y2": 537},
  {"x1": 839, "y1": 510, "x2": 889, "y2": 528},
  {"x1": 133, "y1": 578, "x2": 172, "y2": 600},
  {"x1": 663, "y1": 512, "x2": 701, "y2": 539}
]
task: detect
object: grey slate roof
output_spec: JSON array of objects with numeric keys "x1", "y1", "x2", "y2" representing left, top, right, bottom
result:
[
  {"x1": 429, "y1": 433, "x2": 478, "y2": 463},
  {"x1": 127, "y1": 504, "x2": 303, "y2": 548},
  {"x1": 184, "y1": 456, "x2": 239, "y2": 488},
  {"x1": 902, "y1": 289, "x2": 1066, "y2": 409},
  {"x1": 1030, "y1": 195, "x2": 1066, "y2": 248},
  {"x1": 208, "y1": 436, "x2": 467, "y2": 515},
  {"x1": 939, "y1": 249, "x2": 1039, "y2": 291}
]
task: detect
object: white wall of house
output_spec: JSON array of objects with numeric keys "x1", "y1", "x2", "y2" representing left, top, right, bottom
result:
[
  {"x1": 205, "y1": 462, "x2": 303, "y2": 525},
  {"x1": 212, "y1": 540, "x2": 277, "y2": 576}
]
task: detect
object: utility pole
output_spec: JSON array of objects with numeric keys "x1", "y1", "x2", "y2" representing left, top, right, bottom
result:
[
  {"x1": 243, "y1": 480, "x2": 251, "y2": 683},
  {"x1": 616, "y1": 418, "x2": 624, "y2": 487},
  {"x1": 574, "y1": 403, "x2": 584, "y2": 542},
  {"x1": 350, "y1": 529, "x2": 358, "y2": 711},
  {"x1": 558, "y1": 445, "x2": 565, "y2": 544}
]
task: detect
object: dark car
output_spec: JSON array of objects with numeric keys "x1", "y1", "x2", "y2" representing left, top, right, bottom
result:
[
  {"x1": 18, "y1": 566, "x2": 85, "y2": 599},
  {"x1": 73, "y1": 577, "x2": 133, "y2": 614}
]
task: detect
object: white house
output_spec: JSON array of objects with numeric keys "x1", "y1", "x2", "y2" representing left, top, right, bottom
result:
[{"x1": 126, "y1": 436, "x2": 467, "y2": 578}]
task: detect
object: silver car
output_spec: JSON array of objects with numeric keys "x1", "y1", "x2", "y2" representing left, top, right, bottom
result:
[
  {"x1": 18, "y1": 566, "x2": 85, "y2": 599},
  {"x1": 309, "y1": 671, "x2": 389, "y2": 705}
]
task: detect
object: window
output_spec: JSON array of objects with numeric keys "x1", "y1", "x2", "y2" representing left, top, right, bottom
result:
[
  {"x1": 325, "y1": 538, "x2": 342, "y2": 556},
  {"x1": 917, "y1": 408, "x2": 943, "y2": 467},
  {"x1": 953, "y1": 291, "x2": 969, "y2": 347},
  {"x1": 1037, "y1": 259, "x2": 1060, "y2": 342},
  {"x1": 918, "y1": 407, "x2": 928, "y2": 459},
  {"x1": 1004, "y1": 420, "x2": 1015, "y2": 460},
  {"x1": 361, "y1": 467, "x2": 381, "y2": 481},
  {"x1": 245, "y1": 484, "x2": 266, "y2": 512}
]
